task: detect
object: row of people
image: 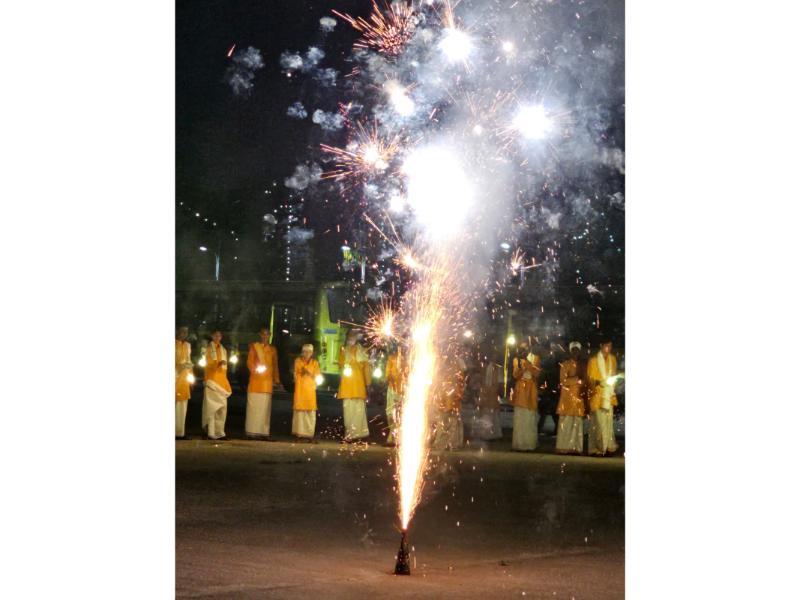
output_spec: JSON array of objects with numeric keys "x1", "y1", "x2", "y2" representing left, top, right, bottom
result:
[
  {"x1": 175, "y1": 326, "x2": 621, "y2": 456},
  {"x1": 175, "y1": 326, "x2": 377, "y2": 443},
  {"x1": 503, "y1": 337, "x2": 620, "y2": 456}
]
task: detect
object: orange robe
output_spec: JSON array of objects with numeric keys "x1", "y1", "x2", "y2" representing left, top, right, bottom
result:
[
  {"x1": 512, "y1": 354, "x2": 540, "y2": 410},
  {"x1": 386, "y1": 352, "x2": 405, "y2": 395},
  {"x1": 587, "y1": 353, "x2": 618, "y2": 412},
  {"x1": 247, "y1": 342, "x2": 281, "y2": 393},
  {"x1": 175, "y1": 340, "x2": 192, "y2": 402},
  {"x1": 440, "y1": 371, "x2": 465, "y2": 412},
  {"x1": 204, "y1": 342, "x2": 232, "y2": 394},
  {"x1": 337, "y1": 345, "x2": 370, "y2": 400},
  {"x1": 557, "y1": 358, "x2": 586, "y2": 417},
  {"x1": 293, "y1": 357, "x2": 320, "y2": 411}
]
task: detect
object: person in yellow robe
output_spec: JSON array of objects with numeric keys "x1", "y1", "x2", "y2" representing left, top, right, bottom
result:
[
  {"x1": 511, "y1": 341, "x2": 541, "y2": 451},
  {"x1": 587, "y1": 337, "x2": 619, "y2": 456},
  {"x1": 293, "y1": 344, "x2": 321, "y2": 442},
  {"x1": 431, "y1": 359, "x2": 466, "y2": 451},
  {"x1": 338, "y1": 331, "x2": 371, "y2": 442},
  {"x1": 384, "y1": 346, "x2": 405, "y2": 445},
  {"x1": 556, "y1": 342, "x2": 586, "y2": 454},
  {"x1": 202, "y1": 328, "x2": 232, "y2": 440},
  {"x1": 245, "y1": 327, "x2": 281, "y2": 439},
  {"x1": 475, "y1": 346, "x2": 503, "y2": 441},
  {"x1": 175, "y1": 326, "x2": 194, "y2": 439}
]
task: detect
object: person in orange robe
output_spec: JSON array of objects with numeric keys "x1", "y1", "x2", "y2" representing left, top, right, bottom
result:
[
  {"x1": 511, "y1": 340, "x2": 541, "y2": 451},
  {"x1": 293, "y1": 344, "x2": 321, "y2": 442},
  {"x1": 556, "y1": 342, "x2": 586, "y2": 454},
  {"x1": 202, "y1": 328, "x2": 232, "y2": 440},
  {"x1": 337, "y1": 331, "x2": 371, "y2": 442},
  {"x1": 245, "y1": 327, "x2": 281, "y2": 439},
  {"x1": 587, "y1": 337, "x2": 619, "y2": 456},
  {"x1": 175, "y1": 326, "x2": 194, "y2": 439}
]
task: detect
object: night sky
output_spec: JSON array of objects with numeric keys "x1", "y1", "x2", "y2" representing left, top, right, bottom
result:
[
  {"x1": 176, "y1": 0, "x2": 363, "y2": 281},
  {"x1": 177, "y1": 0, "x2": 624, "y2": 343}
]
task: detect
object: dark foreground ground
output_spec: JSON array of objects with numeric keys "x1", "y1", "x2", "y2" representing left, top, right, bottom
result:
[{"x1": 176, "y1": 392, "x2": 624, "y2": 599}]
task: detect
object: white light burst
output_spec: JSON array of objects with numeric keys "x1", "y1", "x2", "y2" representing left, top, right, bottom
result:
[
  {"x1": 513, "y1": 104, "x2": 553, "y2": 140},
  {"x1": 402, "y1": 145, "x2": 474, "y2": 242},
  {"x1": 439, "y1": 28, "x2": 472, "y2": 62},
  {"x1": 387, "y1": 82, "x2": 415, "y2": 117}
]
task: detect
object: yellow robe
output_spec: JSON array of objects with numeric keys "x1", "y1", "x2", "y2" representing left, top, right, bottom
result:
[
  {"x1": 338, "y1": 345, "x2": 370, "y2": 400},
  {"x1": 294, "y1": 357, "x2": 320, "y2": 411},
  {"x1": 512, "y1": 355, "x2": 540, "y2": 410},
  {"x1": 247, "y1": 342, "x2": 281, "y2": 393},
  {"x1": 175, "y1": 340, "x2": 193, "y2": 402},
  {"x1": 587, "y1": 353, "x2": 618, "y2": 412},
  {"x1": 204, "y1": 342, "x2": 232, "y2": 394},
  {"x1": 557, "y1": 358, "x2": 586, "y2": 417}
]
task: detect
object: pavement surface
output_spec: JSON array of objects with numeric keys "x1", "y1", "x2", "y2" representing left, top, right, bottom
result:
[{"x1": 176, "y1": 391, "x2": 625, "y2": 599}]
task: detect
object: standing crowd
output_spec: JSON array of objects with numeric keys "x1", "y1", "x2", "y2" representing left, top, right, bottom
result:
[{"x1": 175, "y1": 326, "x2": 622, "y2": 457}]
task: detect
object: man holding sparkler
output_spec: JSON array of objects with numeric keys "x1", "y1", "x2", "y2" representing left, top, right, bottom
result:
[
  {"x1": 338, "y1": 330, "x2": 371, "y2": 443},
  {"x1": 202, "y1": 328, "x2": 232, "y2": 440},
  {"x1": 175, "y1": 326, "x2": 194, "y2": 440},
  {"x1": 555, "y1": 342, "x2": 587, "y2": 454},
  {"x1": 293, "y1": 343, "x2": 321, "y2": 443},
  {"x1": 384, "y1": 345, "x2": 404, "y2": 446},
  {"x1": 245, "y1": 327, "x2": 282, "y2": 440},
  {"x1": 511, "y1": 341, "x2": 541, "y2": 451},
  {"x1": 587, "y1": 336, "x2": 620, "y2": 456}
]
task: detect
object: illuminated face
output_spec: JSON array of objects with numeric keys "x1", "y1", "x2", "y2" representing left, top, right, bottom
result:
[
  {"x1": 601, "y1": 342, "x2": 612, "y2": 356},
  {"x1": 302, "y1": 348, "x2": 313, "y2": 359},
  {"x1": 211, "y1": 331, "x2": 222, "y2": 344},
  {"x1": 176, "y1": 327, "x2": 188, "y2": 341},
  {"x1": 259, "y1": 329, "x2": 270, "y2": 344}
]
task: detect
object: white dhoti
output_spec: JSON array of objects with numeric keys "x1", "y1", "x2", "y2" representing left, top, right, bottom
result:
[
  {"x1": 175, "y1": 401, "x2": 188, "y2": 438},
  {"x1": 203, "y1": 381, "x2": 230, "y2": 440},
  {"x1": 245, "y1": 392, "x2": 272, "y2": 437},
  {"x1": 292, "y1": 410, "x2": 316, "y2": 438},
  {"x1": 556, "y1": 415, "x2": 584, "y2": 454},
  {"x1": 589, "y1": 409, "x2": 618, "y2": 455},
  {"x1": 342, "y1": 399, "x2": 369, "y2": 440},
  {"x1": 386, "y1": 388, "x2": 400, "y2": 444},
  {"x1": 512, "y1": 406, "x2": 538, "y2": 451},
  {"x1": 432, "y1": 411, "x2": 464, "y2": 450}
]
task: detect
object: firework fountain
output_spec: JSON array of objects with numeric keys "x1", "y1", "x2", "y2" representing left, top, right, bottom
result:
[{"x1": 279, "y1": 0, "x2": 624, "y2": 575}]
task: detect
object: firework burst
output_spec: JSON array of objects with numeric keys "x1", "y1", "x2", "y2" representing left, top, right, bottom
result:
[
  {"x1": 320, "y1": 122, "x2": 404, "y2": 181},
  {"x1": 333, "y1": 1, "x2": 416, "y2": 57},
  {"x1": 365, "y1": 300, "x2": 398, "y2": 345}
]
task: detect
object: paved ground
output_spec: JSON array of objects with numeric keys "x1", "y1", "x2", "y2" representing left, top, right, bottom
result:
[{"x1": 176, "y1": 392, "x2": 624, "y2": 599}]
